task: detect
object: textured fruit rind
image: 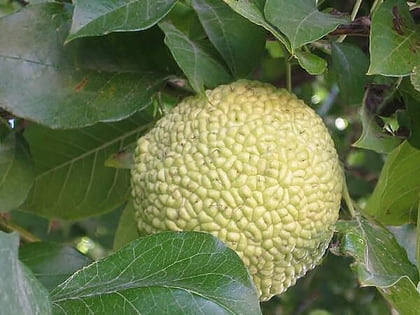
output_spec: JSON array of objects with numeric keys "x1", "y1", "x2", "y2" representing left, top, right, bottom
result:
[{"x1": 131, "y1": 80, "x2": 343, "y2": 300}]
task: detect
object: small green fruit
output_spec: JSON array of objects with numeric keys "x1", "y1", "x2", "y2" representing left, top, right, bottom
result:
[{"x1": 131, "y1": 80, "x2": 343, "y2": 300}]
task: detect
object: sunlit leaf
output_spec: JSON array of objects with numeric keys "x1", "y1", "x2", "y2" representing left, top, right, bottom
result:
[
  {"x1": 67, "y1": 0, "x2": 177, "y2": 42},
  {"x1": 52, "y1": 232, "x2": 261, "y2": 315},
  {"x1": 368, "y1": 0, "x2": 420, "y2": 76},
  {"x1": 0, "y1": 3, "x2": 167, "y2": 129},
  {"x1": 264, "y1": 0, "x2": 348, "y2": 51},
  {"x1": 335, "y1": 217, "x2": 420, "y2": 315},
  {"x1": 223, "y1": 0, "x2": 291, "y2": 50},
  {"x1": 364, "y1": 141, "x2": 420, "y2": 225}
]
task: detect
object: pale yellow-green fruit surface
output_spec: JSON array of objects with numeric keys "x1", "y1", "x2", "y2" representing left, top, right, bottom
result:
[{"x1": 131, "y1": 80, "x2": 343, "y2": 300}]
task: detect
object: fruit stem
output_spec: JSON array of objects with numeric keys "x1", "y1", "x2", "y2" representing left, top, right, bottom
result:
[
  {"x1": 337, "y1": 0, "x2": 363, "y2": 43},
  {"x1": 343, "y1": 178, "x2": 357, "y2": 218}
]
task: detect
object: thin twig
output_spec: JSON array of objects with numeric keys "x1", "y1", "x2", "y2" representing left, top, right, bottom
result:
[
  {"x1": 330, "y1": 16, "x2": 371, "y2": 37},
  {"x1": 0, "y1": 217, "x2": 40, "y2": 243},
  {"x1": 337, "y1": 0, "x2": 364, "y2": 42}
]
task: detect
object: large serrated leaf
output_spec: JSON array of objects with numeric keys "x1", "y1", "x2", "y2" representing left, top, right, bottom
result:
[
  {"x1": 223, "y1": 0, "x2": 291, "y2": 51},
  {"x1": 51, "y1": 232, "x2": 261, "y2": 315},
  {"x1": 192, "y1": 0, "x2": 266, "y2": 77},
  {"x1": 0, "y1": 132, "x2": 34, "y2": 212},
  {"x1": 19, "y1": 242, "x2": 93, "y2": 292},
  {"x1": 331, "y1": 42, "x2": 369, "y2": 105},
  {"x1": 368, "y1": 0, "x2": 420, "y2": 76},
  {"x1": 264, "y1": 0, "x2": 348, "y2": 51},
  {"x1": 364, "y1": 141, "x2": 420, "y2": 225},
  {"x1": 159, "y1": 20, "x2": 232, "y2": 92},
  {"x1": 335, "y1": 217, "x2": 420, "y2": 315},
  {"x1": 0, "y1": 232, "x2": 52, "y2": 315},
  {"x1": 21, "y1": 111, "x2": 154, "y2": 220},
  {"x1": 67, "y1": 0, "x2": 177, "y2": 42},
  {"x1": 0, "y1": 3, "x2": 167, "y2": 129}
]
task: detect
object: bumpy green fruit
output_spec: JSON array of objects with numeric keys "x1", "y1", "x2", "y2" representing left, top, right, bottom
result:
[{"x1": 131, "y1": 80, "x2": 343, "y2": 300}]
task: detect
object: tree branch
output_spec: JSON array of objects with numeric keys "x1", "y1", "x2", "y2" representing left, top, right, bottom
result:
[{"x1": 331, "y1": 16, "x2": 371, "y2": 37}]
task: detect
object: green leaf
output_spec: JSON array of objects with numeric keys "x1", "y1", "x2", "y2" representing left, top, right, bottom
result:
[
  {"x1": 264, "y1": 0, "x2": 348, "y2": 51},
  {"x1": 52, "y1": 232, "x2": 261, "y2": 315},
  {"x1": 0, "y1": 231, "x2": 52, "y2": 315},
  {"x1": 19, "y1": 242, "x2": 93, "y2": 292},
  {"x1": 294, "y1": 50, "x2": 327, "y2": 75},
  {"x1": 368, "y1": 0, "x2": 420, "y2": 76},
  {"x1": 402, "y1": 93, "x2": 420, "y2": 149},
  {"x1": 113, "y1": 200, "x2": 139, "y2": 251},
  {"x1": 21, "y1": 111, "x2": 154, "y2": 220},
  {"x1": 335, "y1": 217, "x2": 420, "y2": 315},
  {"x1": 411, "y1": 66, "x2": 420, "y2": 92},
  {"x1": 353, "y1": 106, "x2": 401, "y2": 154},
  {"x1": 308, "y1": 310, "x2": 332, "y2": 315},
  {"x1": 0, "y1": 3, "x2": 167, "y2": 129},
  {"x1": 0, "y1": 124, "x2": 8, "y2": 139},
  {"x1": 0, "y1": 0, "x2": 20, "y2": 17},
  {"x1": 159, "y1": 20, "x2": 232, "y2": 92},
  {"x1": 331, "y1": 42, "x2": 369, "y2": 105},
  {"x1": 388, "y1": 225, "x2": 417, "y2": 266},
  {"x1": 398, "y1": 78, "x2": 420, "y2": 149},
  {"x1": 417, "y1": 204, "x2": 420, "y2": 274},
  {"x1": 192, "y1": 0, "x2": 266, "y2": 77},
  {"x1": 364, "y1": 141, "x2": 420, "y2": 225},
  {"x1": 223, "y1": 0, "x2": 291, "y2": 51},
  {"x1": 353, "y1": 85, "x2": 401, "y2": 153},
  {"x1": 67, "y1": 0, "x2": 177, "y2": 42},
  {"x1": 167, "y1": 2, "x2": 207, "y2": 40},
  {"x1": 0, "y1": 132, "x2": 34, "y2": 212}
]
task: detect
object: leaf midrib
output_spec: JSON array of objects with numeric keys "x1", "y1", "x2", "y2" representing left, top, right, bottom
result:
[
  {"x1": 36, "y1": 123, "x2": 152, "y2": 180},
  {"x1": 53, "y1": 284, "x2": 237, "y2": 315}
]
